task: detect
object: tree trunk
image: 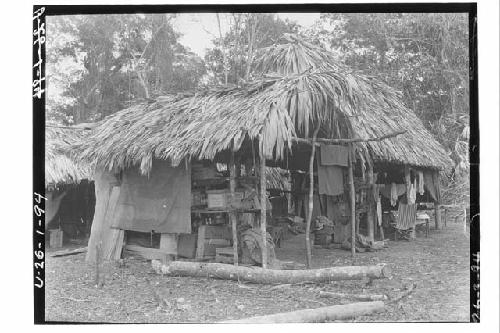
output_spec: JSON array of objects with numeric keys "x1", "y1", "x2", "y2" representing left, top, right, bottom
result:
[
  {"x1": 216, "y1": 13, "x2": 228, "y2": 85},
  {"x1": 152, "y1": 260, "x2": 391, "y2": 284},
  {"x1": 220, "y1": 301, "x2": 384, "y2": 323}
]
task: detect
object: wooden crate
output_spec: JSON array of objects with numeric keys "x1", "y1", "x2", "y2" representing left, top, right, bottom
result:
[
  {"x1": 215, "y1": 247, "x2": 234, "y2": 264},
  {"x1": 206, "y1": 190, "x2": 229, "y2": 209},
  {"x1": 195, "y1": 225, "x2": 233, "y2": 259}
]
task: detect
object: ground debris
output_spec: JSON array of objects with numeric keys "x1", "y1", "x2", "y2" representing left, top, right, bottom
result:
[{"x1": 45, "y1": 223, "x2": 469, "y2": 322}]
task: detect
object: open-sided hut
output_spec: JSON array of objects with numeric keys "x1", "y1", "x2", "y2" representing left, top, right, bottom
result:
[
  {"x1": 78, "y1": 34, "x2": 452, "y2": 265},
  {"x1": 45, "y1": 126, "x2": 94, "y2": 243}
]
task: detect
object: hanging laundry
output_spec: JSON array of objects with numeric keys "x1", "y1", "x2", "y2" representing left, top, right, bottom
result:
[
  {"x1": 418, "y1": 171, "x2": 425, "y2": 195},
  {"x1": 424, "y1": 171, "x2": 441, "y2": 201},
  {"x1": 408, "y1": 183, "x2": 416, "y2": 204},
  {"x1": 380, "y1": 183, "x2": 406, "y2": 206},
  {"x1": 372, "y1": 184, "x2": 381, "y2": 202},
  {"x1": 316, "y1": 152, "x2": 344, "y2": 196},
  {"x1": 376, "y1": 196, "x2": 382, "y2": 226},
  {"x1": 380, "y1": 184, "x2": 404, "y2": 202},
  {"x1": 319, "y1": 144, "x2": 349, "y2": 167},
  {"x1": 396, "y1": 203, "x2": 417, "y2": 230},
  {"x1": 390, "y1": 183, "x2": 398, "y2": 206}
]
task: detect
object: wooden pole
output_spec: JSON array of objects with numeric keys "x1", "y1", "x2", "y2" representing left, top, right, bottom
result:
[
  {"x1": 348, "y1": 143, "x2": 356, "y2": 257},
  {"x1": 228, "y1": 150, "x2": 239, "y2": 266},
  {"x1": 434, "y1": 203, "x2": 441, "y2": 230},
  {"x1": 220, "y1": 301, "x2": 385, "y2": 323},
  {"x1": 434, "y1": 172, "x2": 441, "y2": 230},
  {"x1": 305, "y1": 127, "x2": 320, "y2": 269},
  {"x1": 367, "y1": 164, "x2": 375, "y2": 242},
  {"x1": 292, "y1": 130, "x2": 406, "y2": 145},
  {"x1": 259, "y1": 135, "x2": 268, "y2": 269}
]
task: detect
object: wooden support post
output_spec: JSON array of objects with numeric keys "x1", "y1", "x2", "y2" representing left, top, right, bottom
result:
[
  {"x1": 287, "y1": 172, "x2": 293, "y2": 214},
  {"x1": 434, "y1": 171, "x2": 441, "y2": 230},
  {"x1": 259, "y1": 136, "x2": 268, "y2": 269},
  {"x1": 348, "y1": 143, "x2": 356, "y2": 257},
  {"x1": 228, "y1": 151, "x2": 239, "y2": 266},
  {"x1": 160, "y1": 233, "x2": 178, "y2": 262},
  {"x1": 404, "y1": 166, "x2": 414, "y2": 239},
  {"x1": 434, "y1": 202, "x2": 441, "y2": 230},
  {"x1": 367, "y1": 164, "x2": 375, "y2": 243},
  {"x1": 305, "y1": 127, "x2": 320, "y2": 269},
  {"x1": 444, "y1": 208, "x2": 447, "y2": 227}
]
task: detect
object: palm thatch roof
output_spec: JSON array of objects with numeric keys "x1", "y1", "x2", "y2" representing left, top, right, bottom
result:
[
  {"x1": 266, "y1": 167, "x2": 290, "y2": 191},
  {"x1": 78, "y1": 34, "x2": 451, "y2": 174},
  {"x1": 46, "y1": 126, "x2": 92, "y2": 186}
]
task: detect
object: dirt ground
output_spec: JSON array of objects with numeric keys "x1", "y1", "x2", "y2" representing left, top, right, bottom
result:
[{"x1": 45, "y1": 221, "x2": 470, "y2": 323}]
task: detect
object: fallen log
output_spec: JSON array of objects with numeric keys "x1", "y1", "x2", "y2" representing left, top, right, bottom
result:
[
  {"x1": 319, "y1": 290, "x2": 388, "y2": 301},
  {"x1": 152, "y1": 260, "x2": 391, "y2": 284},
  {"x1": 221, "y1": 301, "x2": 384, "y2": 323}
]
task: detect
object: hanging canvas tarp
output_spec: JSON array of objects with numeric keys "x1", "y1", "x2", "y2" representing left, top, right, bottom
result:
[
  {"x1": 424, "y1": 170, "x2": 441, "y2": 202},
  {"x1": 316, "y1": 146, "x2": 345, "y2": 196},
  {"x1": 112, "y1": 159, "x2": 191, "y2": 234}
]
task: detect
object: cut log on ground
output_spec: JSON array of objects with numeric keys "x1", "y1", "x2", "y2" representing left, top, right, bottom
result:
[
  {"x1": 319, "y1": 290, "x2": 388, "y2": 301},
  {"x1": 152, "y1": 260, "x2": 391, "y2": 284},
  {"x1": 220, "y1": 301, "x2": 384, "y2": 323}
]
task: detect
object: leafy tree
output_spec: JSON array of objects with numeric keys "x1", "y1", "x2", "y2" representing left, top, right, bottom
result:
[
  {"x1": 204, "y1": 13, "x2": 299, "y2": 85},
  {"x1": 46, "y1": 14, "x2": 206, "y2": 124},
  {"x1": 308, "y1": 13, "x2": 469, "y2": 175}
]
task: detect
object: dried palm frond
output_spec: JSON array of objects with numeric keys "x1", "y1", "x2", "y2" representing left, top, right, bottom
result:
[{"x1": 46, "y1": 126, "x2": 92, "y2": 186}]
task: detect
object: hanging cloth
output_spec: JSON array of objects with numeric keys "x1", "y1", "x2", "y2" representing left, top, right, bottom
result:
[
  {"x1": 390, "y1": 183, "x2": 398, "y2": 206},
  {"x1": 320, "y1": 144, "x2": 349, "y2": 167},
  {"x1": 380, "y1": 184, "x2": 406, "y2": 205},
  {"x1": 424, "y1": 171, "x2": 441, "y2": 201},
  {"x1": 317, "y1": 151, "x2": 344, "y2": 196},
  {"x1": 376, "y1": 196, "x2": 382, "y2": 226},
  {"x1": 396, "y1": 203, "x2": 417, "y2": 230},
  {"x1": 408, "y1": 178, "x2": 417, "y2": 204},
  {"x1": 418, "y1": 171, "x2": 425, "y2": 195}
]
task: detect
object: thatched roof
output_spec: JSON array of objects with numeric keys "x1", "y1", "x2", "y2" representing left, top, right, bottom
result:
[
  {"x1": 266, "y1": 167, "x2": 290, "y2": 191},
  {"x1": 78, "y1": 34, "x2": 451, "y2": 174},
  {"x1": 46, "y1": 126, "x2": 91, "y2": 186}
]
